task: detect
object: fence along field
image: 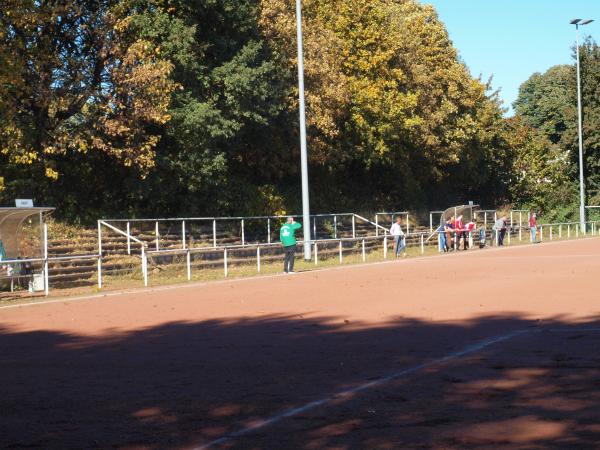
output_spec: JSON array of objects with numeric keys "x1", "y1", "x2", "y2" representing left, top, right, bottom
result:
[{"x1": 1, "y1": 208, "x2": 600, "y2": 300}]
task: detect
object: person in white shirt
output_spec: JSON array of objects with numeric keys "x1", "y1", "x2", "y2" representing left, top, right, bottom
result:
[{"x1": 389, "y1": 216, "x2": 406, "y2": 257}]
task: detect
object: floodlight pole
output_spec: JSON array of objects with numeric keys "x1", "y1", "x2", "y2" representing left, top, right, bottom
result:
[
  {"x1": 572, "y1": 19, "x2": 594, "y2": 233},
  {"x1": 296, "y1": 0, "x2": 311, "y2": 260}
]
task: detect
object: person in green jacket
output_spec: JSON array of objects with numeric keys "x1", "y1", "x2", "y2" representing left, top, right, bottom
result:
[{"x1": 280, "y1": 217, "x2": 302, "y2": 273}]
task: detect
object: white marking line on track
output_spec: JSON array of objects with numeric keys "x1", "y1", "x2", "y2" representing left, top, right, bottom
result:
[
  {"x1": 545, "y1": 328, "x2": 600, "y2": 332},
  {"x1": 2, "y1": 235, "x2": 598, "y2": 310},
  {"x1": 192, "y1": 328, "x2": 530, "y2": 450}
]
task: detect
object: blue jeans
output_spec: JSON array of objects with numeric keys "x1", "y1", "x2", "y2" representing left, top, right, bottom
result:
[
  {"x1": 394, "y1": 236, "x2": 405, "y2": 256},
  {"x1": 530, "y1": 226, "x2": 536, "y2": 243},
  {"x1": 438, "y1": 232, "x2": 446, "y2": 252}
]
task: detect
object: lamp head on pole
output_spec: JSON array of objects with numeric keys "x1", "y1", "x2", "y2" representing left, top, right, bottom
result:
[{"x1": 570, "y1": 18, "x2": 594, "y2": 26}]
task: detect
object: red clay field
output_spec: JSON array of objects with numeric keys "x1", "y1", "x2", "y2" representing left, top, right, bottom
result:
[{"x1": 2, "y1": 238, "x2": 600, "y2": 449}]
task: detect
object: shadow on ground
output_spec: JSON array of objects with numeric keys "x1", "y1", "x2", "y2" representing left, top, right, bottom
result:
[{"x1": 2, "y1": 313, "x2": 600, "y2": 449}]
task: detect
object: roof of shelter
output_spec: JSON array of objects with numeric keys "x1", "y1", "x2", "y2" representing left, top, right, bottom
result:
[{"x1": 0, "y1": 208, "x2": 54, "y2": 259}]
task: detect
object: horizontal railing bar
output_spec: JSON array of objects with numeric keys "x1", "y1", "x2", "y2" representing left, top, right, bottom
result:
[
  {"x1": 147, "y1": 234, "x2": 413, "y2": 256},
  {"x1": 0, "y1": 254, "x2": 100, "y2": 265},
  {"x1": 102, "y1": 213, "x2": 356, "y2": 222}
]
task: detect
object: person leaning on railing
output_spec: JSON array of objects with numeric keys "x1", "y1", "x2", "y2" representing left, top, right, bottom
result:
[
  {"x1": 444, "y1": 217, "x2": 455, "y2": 251},
  {"x1": 493, "y1": 216, "x2": 508, "y2": 246},
  {"x1": 389, "y1": 216, "x2": 406, "y2": 257},
  {"x1": 455, "y1": 215, "x2": 468, "y2": 251},
  {"x1": 529, "y1": 212, "x2": 537, "y2": 243}
]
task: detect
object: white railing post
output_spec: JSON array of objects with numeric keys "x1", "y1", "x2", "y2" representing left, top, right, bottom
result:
[
  {"x1": 334, "y1": 215, "x2": 338, "y2": 239},
  {"x1": 98, "y1": 220, "x2": 103, "y2": 259},
  {"x1": 141, "y1": 247, "x2": 148, "y2": 287},
  {"x1": 375, "y1": 214, "x2": 379, "y2": 237},
  {"x1": 314, "y1": 242, "x2": 318, "y2": 265},
  {"x1": 97, "y1": 220, "x2": 102, "y2": 289},
  {"x1": 182, "y1": 221, "x2": 186, "y2": 249},
  {"x1": 383, "y1": 236, "x2": 388, "y2": 259},
  {"x1": 257, "y1": 246, "x2": 261, "y2": 273},
  {"x1": 568, "y1": 224, "x2": 571, "y2": 238},
  {"x1": 44, "y1": 223, "x2": 49, "y2": 296},
  {"x1": 550, "y1": 226, "x2": 553, "y2": 241},
  {"x1": 362, "y1": 239, "x2": 366, "y2": 261},
  {"x1": 96, "y1": 222, "x2": 102, "y2": 289},
  {"x1": 213, "y1": 219, "x2": 217, "y2": 248},
  {"x1": 155, "y1": 221, "x2": 159, "y2": 251},
  {"x1": 267, "y1": 218, "x2": 271, "y2": 244},
  {"x1": 495, "y1": 229, "x2": 498, "y2": 246},
  {"x1": 420, "y1": 234, "x2": 424, "y2": 254},
  {"x1": 339, "y1": 240, "x2": 343, "y2": 263},
  {"x1": 429, "y1": 213, "x2": 433, "y2": 233},
  {"x1": 352, "y1": 215, "x2": 356, "y2": 238},
  {"x1": 540, "y1": 226, "x2": 544, "y2": 242},
  {"x1": 406, "y1": 213, "x2": 410, "y2": 235},
  {"x1": 519, "y1": 212, "x2": 522, "y2": 241},
  {"x1": 186, "y1": 249, "x2": 191, "y2": 280},
  {"x1": 241, "y1": 219, "x2": 245, "y2": 246},
  {"x1": 97, "y1": 255, "x2": 102, "y2": 289},
  {"x1": 313, "y1": 217, "x2": 317, "y2": 241},
  {"x1": 224, "y1": 248, "x2": 228, "y2": 277},
  {"x1": 126, "y1": 221, "x2": 131, "y2": 255}
]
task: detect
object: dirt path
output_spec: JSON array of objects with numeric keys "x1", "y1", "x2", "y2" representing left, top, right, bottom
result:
[{"x1": 1, "y1": 238, "x2": 599, "y2": 449}]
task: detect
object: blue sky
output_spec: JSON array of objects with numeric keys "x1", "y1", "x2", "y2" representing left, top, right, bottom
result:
[{"x1": 426, "y1": 0, "x2": 600, "y2": 115}]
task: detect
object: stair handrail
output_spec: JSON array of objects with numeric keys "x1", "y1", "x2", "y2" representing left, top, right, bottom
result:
[
  {"x1": 353, "y1": 213, "x2": 389, "y2": 235},
  {"x1": 98, "y1": 220, "x2": 148, "y2": 287},
  {"x1": 98, "y1": 220, "x2": 146, "y2": 248}
]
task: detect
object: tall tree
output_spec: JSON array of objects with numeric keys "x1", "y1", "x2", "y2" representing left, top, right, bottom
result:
[{"x1": 0, "y1": 0, "x2": 177, "y2": 178}]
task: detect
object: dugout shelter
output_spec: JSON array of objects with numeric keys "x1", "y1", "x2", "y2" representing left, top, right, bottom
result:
[
  {"x1": 439, "y1": 204, "x2": 481, "y2": 227},
  {"x1": 0, "y1": 207, "x2": 54, "y2": 290}
]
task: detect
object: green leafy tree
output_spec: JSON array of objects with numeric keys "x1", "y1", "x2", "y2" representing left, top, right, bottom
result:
[{"x1": 0, "y1": 0, "x2": 176, "y2": 177}]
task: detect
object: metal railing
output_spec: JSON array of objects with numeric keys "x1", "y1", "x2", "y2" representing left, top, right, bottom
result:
[
  {"x1": 98, "y1": 220, "x2": 149, "y2": 287},
  {"x1": 101, "y1": 213, "x2": 356, "y2": 253},
  {"x1": 375, "y1": 211, "x2": 410, "y2": 235},
  {"x1": 5, "y1": 218, "x2": 600, "y2": 297},
  {"x1": 144, "y1": 231, "x2": 438, "y2": 283},
  {"x1": 0, "y1": 253, "x2": 101, "y2": 296}
]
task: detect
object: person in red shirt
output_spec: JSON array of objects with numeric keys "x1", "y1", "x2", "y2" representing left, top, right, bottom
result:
[
  {"x1": 455, "y1": 215, "x2": 468, "y2": 250},
  {"x1": 529, "y1": 212, "x2": 537, "y2": 243},
  {"x1": 465, "y1": 220, "x2": 476, "y2": 249}
]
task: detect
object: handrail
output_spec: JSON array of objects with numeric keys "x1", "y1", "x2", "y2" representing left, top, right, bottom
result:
[
  {"x1": 102, "y1": 213, "x2": 356, "y2": 223},
  {"x1": 99, "y1": 220, "x2": 146, "y2": 247},
  {"x1": 0, "y1": 254, "x2": 100, "y2": 265},
  {"x1": 353, "y1": 213, "x2": 388, "y2": 233},
  {"x1": 145, "y1": 232, "x2": 443, "y2": 257}
]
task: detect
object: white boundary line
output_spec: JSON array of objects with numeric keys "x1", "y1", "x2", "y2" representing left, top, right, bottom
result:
[
  {"x1": 192, "y1": 328, "x2": 530, "y2": 450},
  {"x1": 2, "y1": 236, "x2": 598, "y2": 310},
  {"x1": 545, "y1": 328, "x2": 600, "y2": 332}
]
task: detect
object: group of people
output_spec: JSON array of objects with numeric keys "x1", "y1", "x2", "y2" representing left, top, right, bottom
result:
[
  {"x1": 436, "y1": 215, "x2": 477, "y2": 251},
  {"x1": 279, "y1": 211, "x2": 540, "y2": 273},
  {"x1": 437, "y1": 212, "x2": 539, "y2": 251}
]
